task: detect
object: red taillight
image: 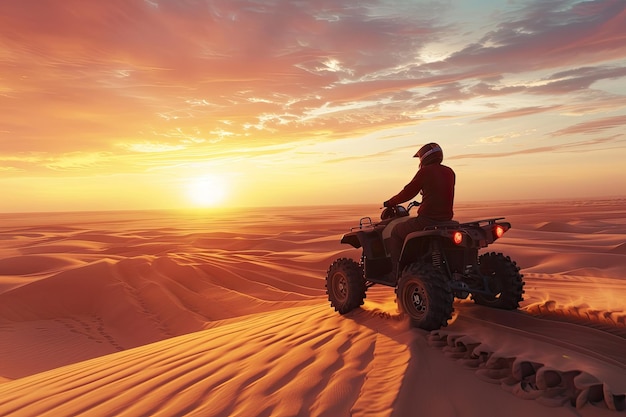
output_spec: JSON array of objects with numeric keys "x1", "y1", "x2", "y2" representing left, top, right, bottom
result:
[
  {"x1": 494, "y1": 225, "x2": 505, "y2": 238},
  {"x1": 453, "y1": 231, "x2": 463, "y2": 245}
]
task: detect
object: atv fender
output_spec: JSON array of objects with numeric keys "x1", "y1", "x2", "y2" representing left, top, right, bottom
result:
[
  {"x1": 341, "y1": 230, "x2": 388, "y2": 259},
  {"x1": 399, "y1": 229, "x2": 451, "y2": 264},
  {"x1": 340, "y1": 232, "x2": 361, "y2": 249}
]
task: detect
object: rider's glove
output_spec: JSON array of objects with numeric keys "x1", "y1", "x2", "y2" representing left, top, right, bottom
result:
[{"x1": 383, "y1": 200, "x2": 391, "y2": 207}]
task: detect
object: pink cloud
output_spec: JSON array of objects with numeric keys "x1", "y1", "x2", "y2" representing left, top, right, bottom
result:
[
  {"x1": 448, "y1": 135, "x2": 624, "y2": 160},
  {"x1": 476, "y1": 106, "x2": 561, "y2": 122},
  {"x1": 1, "y1": 0, "x2": 625, "y2": 164},
  {"x1": 440, "y1": 0, "x2": 626, "y2": 71},
  {"x1": 551, "y1": 115, "x2": 626, "y2": 136}
]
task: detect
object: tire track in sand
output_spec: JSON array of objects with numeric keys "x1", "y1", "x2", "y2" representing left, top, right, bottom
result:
[{"x1": 429, "y1": 303, "x2": 626, "y2": 411}]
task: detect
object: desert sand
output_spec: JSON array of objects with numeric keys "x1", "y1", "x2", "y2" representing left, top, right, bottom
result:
[{"x1": 0, "y1": 198, "x2": 625, "y2": 416}]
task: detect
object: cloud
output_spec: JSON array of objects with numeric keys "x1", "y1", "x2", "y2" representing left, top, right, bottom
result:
[
  {"x1": 551, "y1": 115, "x2": 626, "y2": 136},
  {"x1": 477, "y1": 131, "x2": 532, "y2": 144},
  {"x1": 476, "y1": 106, "x2": 561, "y2": 122},
  {"x1": 0, "y1": 152, "x2": 113, "y2": 175},
  {"x1": 441, "y1": 0, "x2": 626, "y2": 71},
  {"x1": 448, "y1": 135, "x2": 624, "y2": 160},
  {"x1": 45, "y1": 152, "x2": 113, "y2": 170},
  {"x1": 123, "y1": 142, "x2": 187, "y2": 153},
  {"x1": 323, "y1": 143, "x2": 417, "y2": 164},
  {"x1": 470, "y1": 65, "x2": 626, "y2": 102},
  {"x1": 535, "y1": 66, "x2": 626, "y2": 93},
  {"x1": 558, "y1": 92, "x2": 626, "y2": 115},
  {"x1": 1, "y1": 0, "x2": 625, "y2": 175}
]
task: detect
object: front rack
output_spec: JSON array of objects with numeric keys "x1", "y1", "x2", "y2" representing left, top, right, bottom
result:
[{"x1": 351, "y1": 216, "x2": 374, "y2": 231}]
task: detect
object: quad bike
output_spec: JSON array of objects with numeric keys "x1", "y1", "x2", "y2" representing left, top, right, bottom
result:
[{"x1": 325, "y1": 201, "x2": 524, "y2": 330}]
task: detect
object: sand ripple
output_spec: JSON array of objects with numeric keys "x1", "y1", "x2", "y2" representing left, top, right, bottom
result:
[{"x1": 0, "y1": 201, "x2": 625, "y2": 416}]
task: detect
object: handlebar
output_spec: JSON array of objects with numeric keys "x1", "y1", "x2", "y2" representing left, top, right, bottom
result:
[
  {"x1": 380, "y1": 200, "x2": 421, "y2": 221},
  {"x1": 406, "y1": 200, "x2": 421, "y2": 211},
  {"x1": 381, "y1": 200, "x2": 420, "y2": 210}
]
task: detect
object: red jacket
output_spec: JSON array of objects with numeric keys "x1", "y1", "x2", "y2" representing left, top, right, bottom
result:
[{"x1": 387, "y1": 163, "x2": 455, "y2": 221}]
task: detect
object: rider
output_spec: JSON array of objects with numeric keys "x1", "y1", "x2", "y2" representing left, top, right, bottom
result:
[{"x1": 383, "y1": 143, "x2": 456, "y2": 277}]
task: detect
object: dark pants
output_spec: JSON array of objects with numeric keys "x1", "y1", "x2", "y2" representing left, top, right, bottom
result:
[{"x1": 389, "y1": 216, "x2": 437, "y2": 276}]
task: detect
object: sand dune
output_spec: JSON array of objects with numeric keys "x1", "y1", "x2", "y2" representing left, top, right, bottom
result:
[{"x1": 0, "y1": 199, "x2": 625, "y2": 416}]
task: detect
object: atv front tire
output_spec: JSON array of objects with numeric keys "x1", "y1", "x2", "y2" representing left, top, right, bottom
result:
[
  {"x1": 472, "y1": 252, "x2": 524, "y2": 309},
  {"x1": 396, "y1": 263, "x2": 454, "y2": 331},
  {"x1": 326, "y1": 258, "x2": 366, "y2": 314}
]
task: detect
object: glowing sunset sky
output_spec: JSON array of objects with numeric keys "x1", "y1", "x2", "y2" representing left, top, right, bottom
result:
[{"x1": 1, "y1": 0, "x2": 625, "y2": 212}]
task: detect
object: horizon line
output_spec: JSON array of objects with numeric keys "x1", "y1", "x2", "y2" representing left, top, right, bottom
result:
[{"x1": 1, "y1": 195, "x2": 625, "y2": 216}]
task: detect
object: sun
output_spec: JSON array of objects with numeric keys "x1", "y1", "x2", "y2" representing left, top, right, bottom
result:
[{"x1": 186, "y1": 175, "x2": 228, "y2": 207}]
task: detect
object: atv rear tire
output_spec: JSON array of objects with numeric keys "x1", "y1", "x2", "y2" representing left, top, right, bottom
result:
[
  {"x1": 396, "y1": 263, "x2": 454, "y2": 331},
  {"x1": 326, "y1": 258, "x2": 366, "y2": 314},
  {"x1": 472, "y1": 252, "x2": 524, "y2": 309}
]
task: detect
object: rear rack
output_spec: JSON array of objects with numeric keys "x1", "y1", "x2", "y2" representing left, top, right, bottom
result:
[
  {"x1": 424, "y1": 221, "x2": 460, "y2": 231},
  {"x1": 461, "y1": 217, "x2": 506, "y2": 227},
  {"x1": 423, "y1": 217, "x2": 506, "y2": 231}
]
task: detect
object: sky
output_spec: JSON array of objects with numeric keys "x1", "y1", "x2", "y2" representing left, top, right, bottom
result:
[{"x1": 1, "y1": 0, "x2": 625, "y2": 212}]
